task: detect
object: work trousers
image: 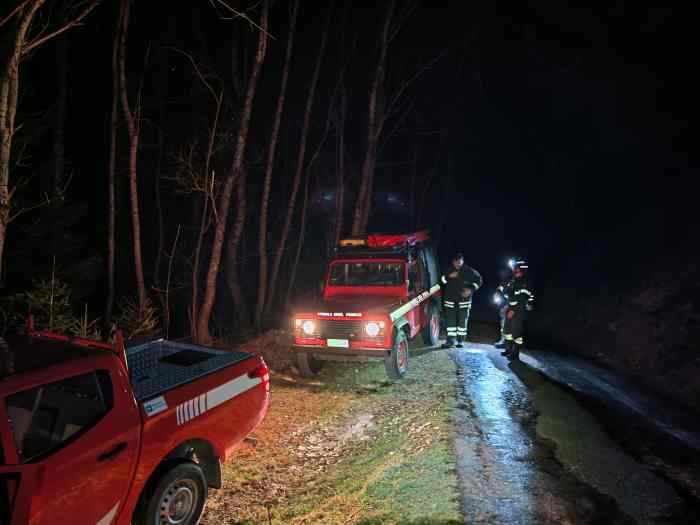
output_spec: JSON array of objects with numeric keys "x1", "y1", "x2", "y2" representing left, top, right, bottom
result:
[
  {"x1": 443, "y1": 299, "x2": 471, "y2": 342},
  {"x1": 503, "y1": 307, "x2": 525, "y2": 347}
]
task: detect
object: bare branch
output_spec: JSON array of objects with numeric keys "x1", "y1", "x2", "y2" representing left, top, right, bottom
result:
[
  {"x1": 165, "y1": 46, "x2": 222, "y2": 103},
  {"x1": 8, "y1": 192, "x2": 51, "y2": 223},
  {"x1": 208, "y1": 0, "x2": 276, "y2": 40},
  {"x1": 378, "y1": 47, "x2": 449, "y2": 138},
  {"x1": 22, "y1": 0, "x2": 100, "y2": 56},
  {"x1": 0, "y1": 0, "x2": 32, "y2": 30},
  {"x1": 389, "y1": 0, "x2": 418, "y2": 43}
]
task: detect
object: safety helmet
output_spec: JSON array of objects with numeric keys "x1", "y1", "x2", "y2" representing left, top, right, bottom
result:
[{"x1": 512, "y1": 259, "x2": 528, "y2": 276}]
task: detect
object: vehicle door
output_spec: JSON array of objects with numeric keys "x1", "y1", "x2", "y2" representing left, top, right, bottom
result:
[
  {"x1": 4, "y1": 362, "x2": 140, "y2": 525},
  {"x1": 407, "y1": 259, "x2": 425, "y2": 338}
]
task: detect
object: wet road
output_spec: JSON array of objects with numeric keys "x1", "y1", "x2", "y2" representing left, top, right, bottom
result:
[{"x1": 450, "y1": 343, "x2": 697, "y2": 525}]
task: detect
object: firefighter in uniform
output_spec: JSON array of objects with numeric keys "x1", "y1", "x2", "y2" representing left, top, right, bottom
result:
[
  {"x1": 501, "y1": 259, "x2": 535, "y2": 360},
  {"x1": 440, "y1": 253, "x2": 483, "y2": 348}
]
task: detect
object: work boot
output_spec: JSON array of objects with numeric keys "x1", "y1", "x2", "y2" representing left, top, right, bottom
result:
[
  {"x1": 494, "y1": 340, "x2": 507, "y2": 349},
  {"x1": 501, "y1": 341, "x2": 513, "y2": 357},
  {"x1": 511, "y1": 345, "x2": 521, "y2": 361},
  {"x1": 455, "y1": 337, "x2": 464, "y2": 348},
  {"x1": 441, "y1": 339, "x2": 455, "y2": 349}
]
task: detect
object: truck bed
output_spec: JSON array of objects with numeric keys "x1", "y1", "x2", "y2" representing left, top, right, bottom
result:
[{"x1": 127, "y1": 339, "x2": 254, "y2": 401}]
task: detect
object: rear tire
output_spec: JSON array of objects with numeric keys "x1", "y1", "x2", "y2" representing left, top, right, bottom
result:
[
  {"x1": 384, "y1": 330, "x2": 409, "y2": 379},
  {"x1": 133, "y1": 461, "x2": 207, "y2": 525},
  {"x1": 296, "y1": 352, "x2": 324, "y2": 377},
  {"x1": 421, "y1": 304, "x2": 440, "y2": 347}
]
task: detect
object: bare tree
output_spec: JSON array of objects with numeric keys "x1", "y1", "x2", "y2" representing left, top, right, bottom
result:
[
  {"x1": 0, "y1": 0, "x2": 99, "y2": 279},
  {"x1": 286, "y1": 74, "x2": 341, "y2": 305},
  {"x1": 333, "y1": 81, "x2": 346, "y2": 246},
  {"x1": 351, "y1": 3, "x2": 447, "y2": 235},
  {"x1": 116, "y1": 0, "x2": 147, "y2": 315},
  {"x1": 196, "y1": 0, "x2": 269, "y2": 344},
  {"x1": 256, "y1": 0, "x2": 298, "y2": 332},
  {"x1": 266, "y1": 0, "x2": 333, "y2": 316},
  {"x1": 351, "y1": 0, "x2": 394, "y2": 236},
  {"x1": 332, "y1": 7, "x2": 351, "y2": 250},
  {"x1": 166, "y1": 47, "x2": 225, "y2": 340},
  {"x1": 105, "y1": 0, "x2": 120, "y2": 325},
  {"x1": 225, "y1": 166, "x2": 249, "y2": 328}
]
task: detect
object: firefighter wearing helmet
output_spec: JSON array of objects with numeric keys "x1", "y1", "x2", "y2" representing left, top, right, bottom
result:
[
  {"x1": 501, "y1": 259, "x2": 535, "y2": 360},
  {"x1": 440, "y1": 253, "x2": 483, "y2": 348}
]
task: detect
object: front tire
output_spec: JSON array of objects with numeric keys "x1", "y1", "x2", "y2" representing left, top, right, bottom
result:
[
  {"x1": 134, "y1": 462, "x2": 207, "y2": 525},
  {"x1": 385, "y1": 330, "x2": 409, "y2": 379},
  {"x1": 296, "y1": 352, "x2": 324, "y2": 377},
  {"x1": 421, "y1": 304, "x2": 440, "y2": 347}
]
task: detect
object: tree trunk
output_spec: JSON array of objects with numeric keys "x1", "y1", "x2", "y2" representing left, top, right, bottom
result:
[
  {"x1": 332, "y1": 10, "x2": 350, "y2": 250},
  {"x1": 225, "y1": 168, "x2": 249, "y2": 329},
  {"x1": 117, "y1": 0, "x2": 147, "y2": 315},
  {"x1": 196, "y1": 1, "x2": 269, "y2": 344},
  {"x1": 0, "y1": 0, "x2": 97, "y2": 279},
  {"x1": 0, "y1": 0, "x2": 45, "y2": 281},
  {"x1": 333, "y1": 84, "x2": 346, "y2": 247},
  {"x1": 256, "y1": 0, "x2": 298, "y2": 332},
  {"x1": 352, "y1": 1, "x2": 394, "y2": 236},
  {"x1": 285, "y1": 169, "x2": 310, "y2": 306},
  {"x1": 105, "y1": 0, "x2": 121, "y2": 326},
  {"x1": 48, "y1": 30, "x2": 69, "y2": 257},
  {"x1": 266, "y1": 0, "x2": 333, "y2": 316},
  {"x1": 190, "y1": 93, "x2": 222, "y2": 340}
]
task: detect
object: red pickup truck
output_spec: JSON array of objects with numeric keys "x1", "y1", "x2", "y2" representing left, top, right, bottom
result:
[
  {"x1": 0, "y1": 323, "x2": 269, "y2": 525},
  {"x1": 291, "y1": 230, "x2": 441, "y2": 379}
]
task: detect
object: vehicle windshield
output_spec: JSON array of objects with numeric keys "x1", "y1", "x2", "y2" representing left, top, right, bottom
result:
[{"x1": 328, "y1": 262, "x2": 404, "y2": 286}]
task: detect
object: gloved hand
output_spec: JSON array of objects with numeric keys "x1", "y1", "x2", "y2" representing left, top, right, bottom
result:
[
  {"x1": 461, "y1": 288, "x2": 472, "y2": 298},
  {"x1": 526, "y1": 304, "x2": 534, "y2": 312},
  {"x1": 506, "y1": 309, "x2": 515, "y2": 320}
]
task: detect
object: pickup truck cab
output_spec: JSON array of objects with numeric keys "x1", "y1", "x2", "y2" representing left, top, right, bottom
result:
[
  {"x1": 0, "y1": 323, "x2": 269, "y2": 525},
  {"x1": 291, "y1": 230, "x2": 441, "y2": 379}
]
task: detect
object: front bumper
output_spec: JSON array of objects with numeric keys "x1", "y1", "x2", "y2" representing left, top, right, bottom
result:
[{"x1": 293, "y1": 344, "x2": 390, "y2": 359}]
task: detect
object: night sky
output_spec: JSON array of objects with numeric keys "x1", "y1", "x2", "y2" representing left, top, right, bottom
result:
[{"x1": 10, "y1": 2, "x2": 698, "y2": 321}]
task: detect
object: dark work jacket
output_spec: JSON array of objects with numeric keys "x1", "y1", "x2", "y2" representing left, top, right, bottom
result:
[
  {"x1": 504, "y1": 276, "x2": 535, "y2": 310},
  {"x1": 441, "y1": 264, "x2": 483, "y2": 302}
]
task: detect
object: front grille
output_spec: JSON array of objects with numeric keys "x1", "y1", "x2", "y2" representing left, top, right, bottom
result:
[{"x1": 319, "y1": 320, "x2": 364, "y2": 339}]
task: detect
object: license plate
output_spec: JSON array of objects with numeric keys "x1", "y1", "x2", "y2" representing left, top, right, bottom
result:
[{"x1": 326, "y1": 338, "x2": 349, "y2": 348}]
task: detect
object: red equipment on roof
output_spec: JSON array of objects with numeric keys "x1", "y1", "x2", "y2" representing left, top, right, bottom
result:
[{"x1": 366, "y1": 230, "x2": 429, "y2": 248}]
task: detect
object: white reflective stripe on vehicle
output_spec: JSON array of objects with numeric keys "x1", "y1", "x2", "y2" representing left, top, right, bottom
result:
[
  {"x1": 96, "y1": 502, "x2": 119, "y2": 525},
  {"x1": 207, "y1": 375, "x2": 262, "y2": 410},
  {"x1": 176, "y1": 375, "x2": 262, "y2": 427},
  {"x1": 389, "y1": 284, "x2": 441, "y2": 322}
]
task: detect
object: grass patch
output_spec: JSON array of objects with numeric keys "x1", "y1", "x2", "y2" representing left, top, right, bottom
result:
[
  {"x1": 275, "y1": 349, "x2": 463, "y2": 525},
  {"x1": 201, "y1": 344, "x2": 463, "y2": 525}
]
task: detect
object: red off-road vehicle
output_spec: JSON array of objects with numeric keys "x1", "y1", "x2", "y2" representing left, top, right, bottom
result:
[
  {"x1": 0, "y1": 322, "x2": 269, "y2": 525},
  {"x1": 291, "y1": 230, "x2": 441, "y2": 379}
]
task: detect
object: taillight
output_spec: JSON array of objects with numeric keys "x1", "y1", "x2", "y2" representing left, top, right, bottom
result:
[{"x1": 248, "y1": 361, "x2": 270, "y2": 385}]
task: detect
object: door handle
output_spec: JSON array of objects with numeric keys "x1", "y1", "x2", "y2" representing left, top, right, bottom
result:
[{"x1": 98, "y1": 442, "x2": 127, "y2": 462}]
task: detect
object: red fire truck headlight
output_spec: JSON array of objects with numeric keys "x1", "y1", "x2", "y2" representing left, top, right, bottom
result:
[
  {"x1": 364, "y1": 321, "x2": 385, "y2": 338},
  {"x1": 297, "y1": 319, "x2": 315, "y2": 336}
]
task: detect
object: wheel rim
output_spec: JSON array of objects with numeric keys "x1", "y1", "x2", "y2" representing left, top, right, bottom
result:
[
  {"x1": 397, "y1": 339, "x2": 408, "y2": 371},
  {"x1": 157, "y1": 478, "x2": 199, "y2": 525},
  {"x1": 430, "y1": 313, "x2": 439, "y2": 342}
]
